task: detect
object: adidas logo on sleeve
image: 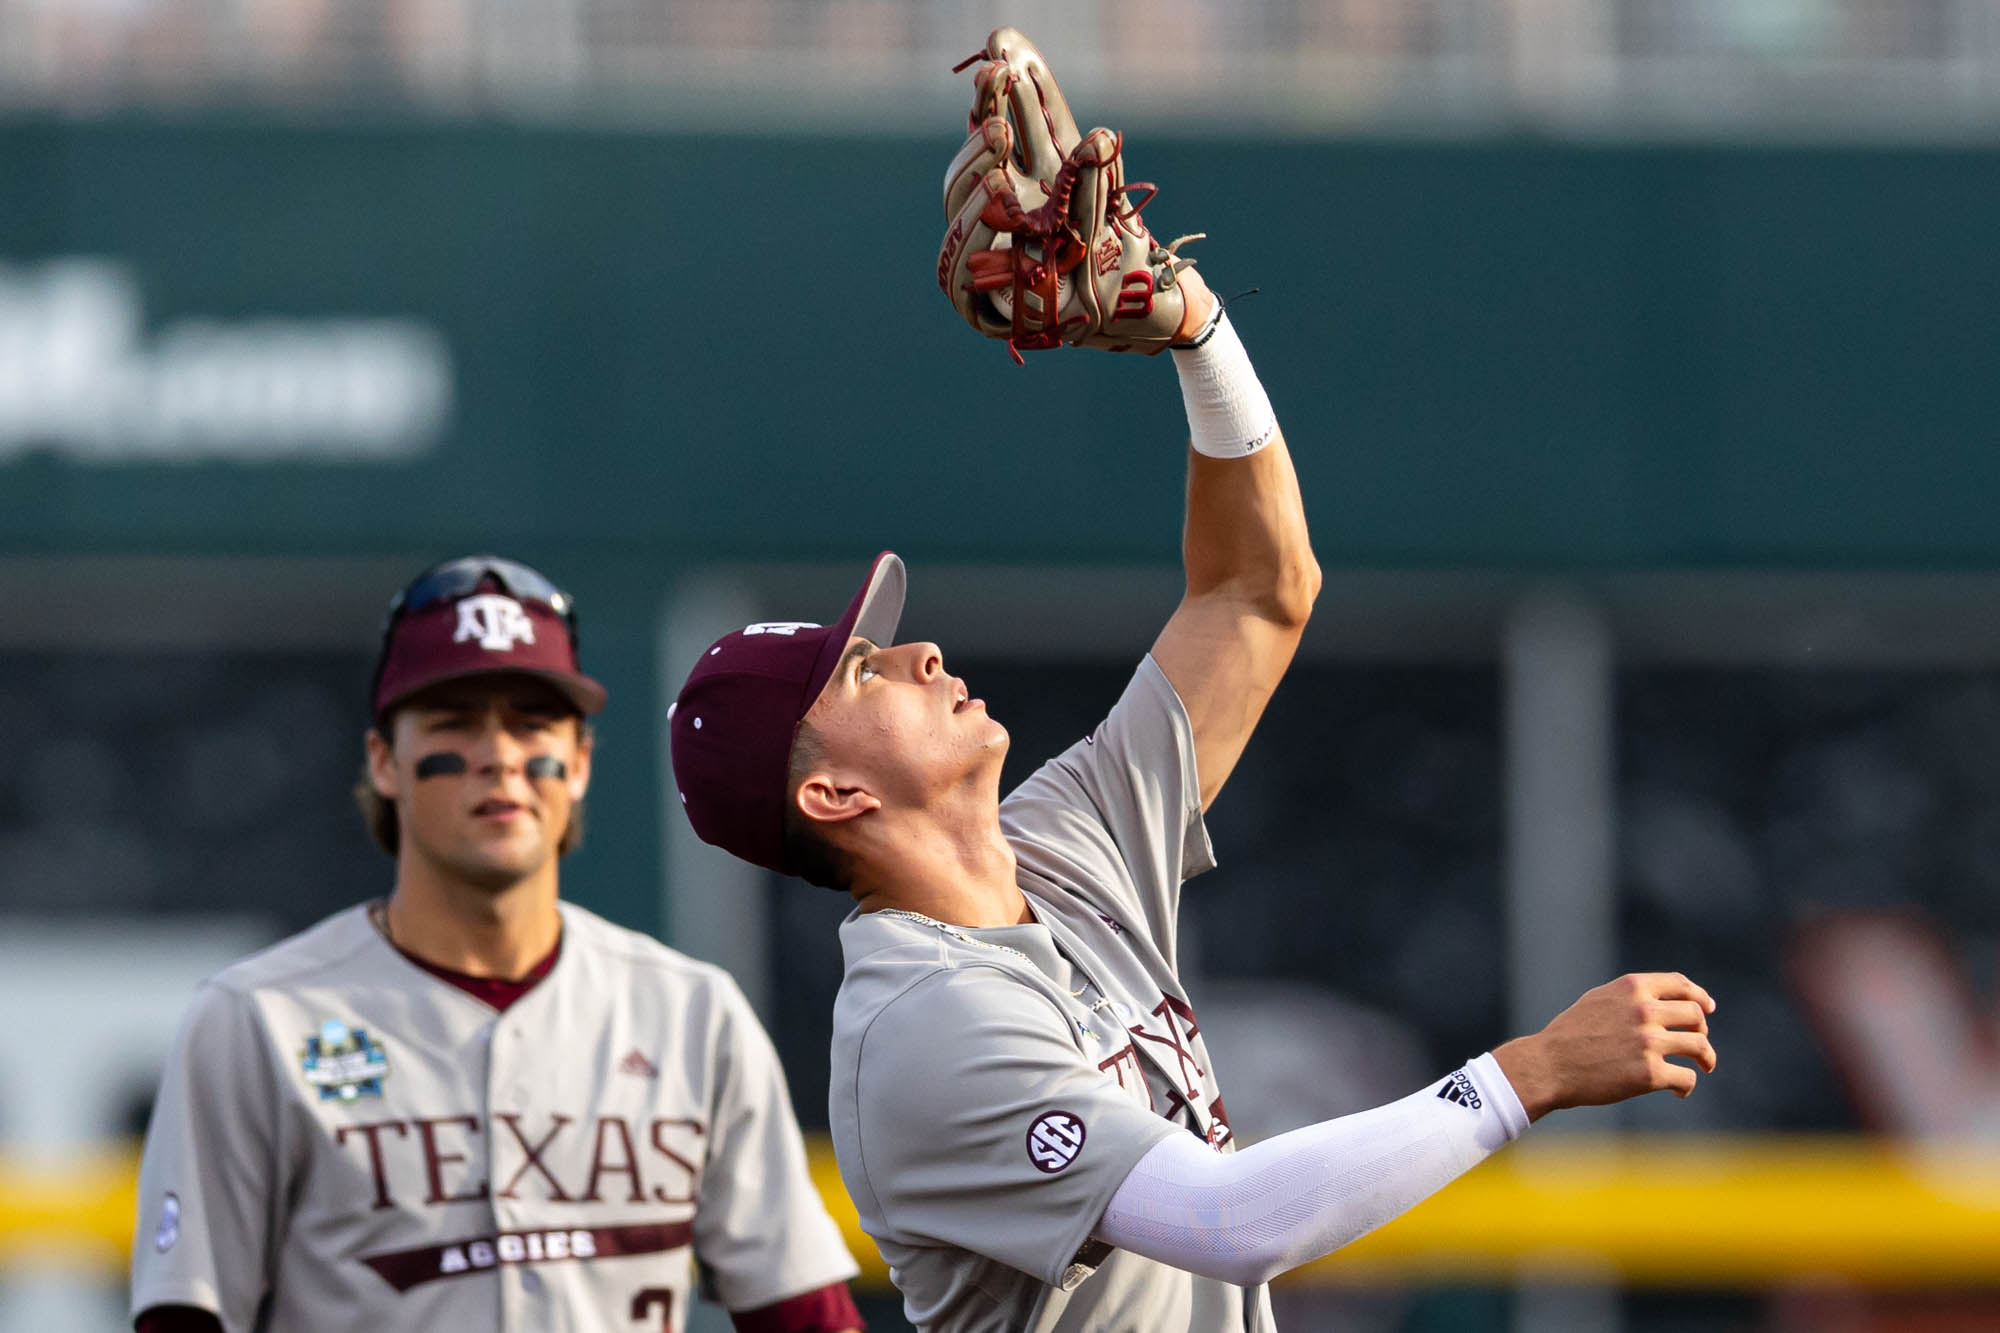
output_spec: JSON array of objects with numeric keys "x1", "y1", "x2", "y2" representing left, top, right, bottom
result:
[{"x1": 1435, "y1": 1068, "x2": 1484, "y2": 1110}]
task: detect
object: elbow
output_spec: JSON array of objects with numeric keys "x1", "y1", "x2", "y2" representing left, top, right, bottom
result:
[
  {"x1": 1201, "y1": 1241, "x2": 1301, "y2": 1288},
  {"x1": 1209, "y1": 1253, "x2": 1290, "y2": 1289},
  {"x1": 1259, "y1": 551, "x2": 1321, "y2": 631},
  {"x1": 1206, "y1": 553, "x2": 1317, "y2": 634}
]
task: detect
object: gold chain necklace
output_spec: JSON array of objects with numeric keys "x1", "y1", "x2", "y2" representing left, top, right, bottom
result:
[{"x1": 876, "y1": 908, "x2": 1032, "y2": 964}]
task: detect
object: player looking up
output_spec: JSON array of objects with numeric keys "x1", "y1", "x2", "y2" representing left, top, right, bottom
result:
[
  {"x1": 132, "y1": 556, "x2": 863, "y2": 1333},
  {"x1": 666, "y1": 29, "x2": 1718, "y2": 1333}
]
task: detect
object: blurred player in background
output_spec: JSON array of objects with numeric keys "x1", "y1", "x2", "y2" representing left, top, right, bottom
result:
[
  {"x1": 667, "y1": 29, "x2": 1719, "y2": 1332},
  {"x1": 131, "y1": 556, "x2": 862, "y2": 1333}
]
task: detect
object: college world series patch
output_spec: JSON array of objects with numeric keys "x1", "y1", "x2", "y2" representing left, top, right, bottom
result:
[{"x1": 300, "y1": 1019, "x2": 390, "y2": 1102}]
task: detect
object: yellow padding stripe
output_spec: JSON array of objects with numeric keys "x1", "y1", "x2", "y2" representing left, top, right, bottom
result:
[
  {"x1": 0, "y1": 1152, "x2": 138, "y2": 1267},
  {"x1": 811, "y1": 1134, "x2": 2000, "y2": 1289},
  {"x1": 18, "y1": 1137, "x2": 2000, "y2": 1288},
  {"x1": 1297, "y1": 1137, "x2": 2000, "y2": 1287}
]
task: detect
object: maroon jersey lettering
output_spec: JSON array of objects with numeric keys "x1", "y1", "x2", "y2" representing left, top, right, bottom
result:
[
  {"x1": 1132, "y1": 995, "x2": 1205, "y2": 1100},
  {"x1": 495, "y1": 1113, "x2": 574, "y2": 1201},
  {"x1": 648, "y1": 1118, "x2": 704, "y2": 1205},
  {"x1": 412, "y1": 1115, "x2": 488, "y2": 1206},
  {"x1": 1096, "y1": 1045, "x2": 1151, "y2": 1109},
  {"x1": 334, "y1": 1120, "x2": 409, "y2": 1211},
  {"x1": 582, "y1": 1115, "x2": 647, "y2": 1204}
]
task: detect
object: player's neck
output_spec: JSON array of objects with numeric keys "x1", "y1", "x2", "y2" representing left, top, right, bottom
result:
[
  {"x1": 384, "y1": 859, "x2": 562, "y2": 980},
  {"x1": 850, "y1": 808, "x2": 1025, "y2": 928}
]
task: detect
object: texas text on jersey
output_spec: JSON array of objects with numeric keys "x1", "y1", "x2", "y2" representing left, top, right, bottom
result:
[{"x1": 133, "y1": 902, "x2": 858, "y2": 1333}]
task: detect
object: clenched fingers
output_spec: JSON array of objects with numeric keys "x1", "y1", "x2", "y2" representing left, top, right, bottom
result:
[
  {"x1": 1653, "y1": 1027, "x2": 1718, "y2": 1073},
  {"x1": 1649, "y1": 999, "x2": 1710, "y2": 1034},
  {"x1": 1656, "y1": 1056, "x2": 1701, "y2": 1098},
  {"x1": 1636, "y1": 971, "x2": 1716, "y2": 1013},
  {"x1": 1645, "y1": 1029, "x2": 1717, "y2": 1098}
]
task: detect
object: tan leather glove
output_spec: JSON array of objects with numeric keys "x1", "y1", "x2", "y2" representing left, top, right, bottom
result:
[{"x1": 938, "y1": 27, "x2": 1203, "y2": 362}]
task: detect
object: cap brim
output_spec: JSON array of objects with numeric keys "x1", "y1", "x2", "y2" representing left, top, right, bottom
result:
[
  {"x1": 800, "y1": 552, "x2": 907, "y2": 715},
  {"x1": 847, "y1": 551, "x2": 906, "y2": 649},
  {"x1": 379, "y1": 664, "x2": 608, "y2": 718}
]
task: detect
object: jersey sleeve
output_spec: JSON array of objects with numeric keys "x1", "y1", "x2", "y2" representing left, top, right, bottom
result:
[
  {"x1": 130, "y1": 982, "x2": 282, "y2": 1330},
  {"x1": 133, "y1": 1306, "x2": 223, "y2": 1333},
  {"x1": 692, "y1": 975, "x2": 860, "y2": 1313},
  {"x1": 847, "y1": 966, "x2": 1184, "y2": 1289},
  {"x1": 1001, "y1": 654, "x2": 1216, "y2": 945}
]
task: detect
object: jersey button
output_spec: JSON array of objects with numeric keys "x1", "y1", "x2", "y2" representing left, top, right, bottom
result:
[{"x1": 520, "y1": 1269, "x2": 543, "y2": 1294}]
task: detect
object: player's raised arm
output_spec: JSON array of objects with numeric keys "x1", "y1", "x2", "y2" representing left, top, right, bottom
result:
[
  {"x1": 1149, "y1": 273, "x2": 1319, "y2": 809},
  {"x1": 938, "y1": 29, "x2": 1320, "y2": 809}
]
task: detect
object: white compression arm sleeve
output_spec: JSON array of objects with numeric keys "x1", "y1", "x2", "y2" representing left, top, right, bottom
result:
[
  {"x1": 1171, "y1": 311, "x2": 1279, "y2": 459},
  {"x1": 1096, "y1": 1053, "x2": 1529, "y2": 1287}
]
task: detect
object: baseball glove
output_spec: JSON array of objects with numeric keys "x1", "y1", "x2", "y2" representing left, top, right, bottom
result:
[{"x1": 938, "y1": 27, "x2": 1204, "y2": 362}]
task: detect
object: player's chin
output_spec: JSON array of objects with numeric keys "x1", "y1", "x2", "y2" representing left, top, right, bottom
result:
[
  {"x1": 966, "y1": 719, "x2": 1009, "y2": 776},
  {"x1": 447, "y1": 838, "x2": 553, "y2": 889}
]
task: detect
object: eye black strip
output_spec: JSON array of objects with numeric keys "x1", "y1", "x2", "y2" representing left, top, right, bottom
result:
[{"x1": 415, "y1": 753, "x2": 468, "y2": 779}]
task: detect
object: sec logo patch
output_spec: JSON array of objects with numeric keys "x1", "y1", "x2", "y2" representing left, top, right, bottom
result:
[
  {"x1": 1027, "y1": 1111, "x2": 1086, "y2": 1174},
  {"x1": 155, "y1": 1192, "x2": 180, "y2": 1253}
]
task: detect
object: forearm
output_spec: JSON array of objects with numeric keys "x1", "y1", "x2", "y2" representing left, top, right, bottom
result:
[
  {"x1": 1095, "y1": 1054, "x2": 1527, "y2": 1287},
  {"x1": 1171, "y1": 297, "x2": 1318, "y2": 621},
  {"x1": 1181, "y1": 440, "x2": 1317, "y2": 620}
]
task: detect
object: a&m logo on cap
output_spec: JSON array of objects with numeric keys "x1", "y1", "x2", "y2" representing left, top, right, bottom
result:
[
  {"x1": 454, "y1": 594, "x2": 537, "y2": 652},
  {"x1": 300, "y1": 1019, "x2": 390, "y2": 1102}
]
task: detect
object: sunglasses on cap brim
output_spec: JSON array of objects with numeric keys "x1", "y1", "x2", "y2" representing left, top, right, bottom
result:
[{"x1": 382, "y1": 555, "x2": 581, "y2": 652}]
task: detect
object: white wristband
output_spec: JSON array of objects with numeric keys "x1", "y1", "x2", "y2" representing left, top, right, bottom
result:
[{"x1": 1170, "y1": 310, "x2": 1279, "y2": 459}]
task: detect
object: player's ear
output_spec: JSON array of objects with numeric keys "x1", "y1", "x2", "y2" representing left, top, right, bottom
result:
[
  {"x1": 365, "y1": 726, "x2": 400, "y2": 801},
  {"x1": 566, "y1": 721, "x2": 595, "y2": 802},
  {"x1": 796, "y1": 774, "x2": 880, "y2": 826}
]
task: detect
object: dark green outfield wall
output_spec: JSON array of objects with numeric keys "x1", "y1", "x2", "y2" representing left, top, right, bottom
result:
[
  {"x1": 3, "y1": 118, "x2": 1997, "y2": 570},
  {"x1": 4, "y1": 118, "x2": 1996, "y2": 931}
]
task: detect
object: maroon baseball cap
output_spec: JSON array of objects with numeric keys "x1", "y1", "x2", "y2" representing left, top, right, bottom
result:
[
  {"x1": 371, "y1": 556, "x2": 608, "y2": 721},
  {"x1": 669, "y1": 551, "x2": 906, "y2": 874}
]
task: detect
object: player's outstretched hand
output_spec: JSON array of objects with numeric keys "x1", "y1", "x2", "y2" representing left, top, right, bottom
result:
[
  {"x1": 938, "y1": 26, "x2": 1208, "y2": 362},
  {"x1": 1493, "y1": 972, "x2": 1718, "y2": 1122}
]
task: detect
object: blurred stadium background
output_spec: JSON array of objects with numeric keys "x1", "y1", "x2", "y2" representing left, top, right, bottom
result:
[{"x1": 4, "y1": 0, "x2": 2000, "y2": 1329}]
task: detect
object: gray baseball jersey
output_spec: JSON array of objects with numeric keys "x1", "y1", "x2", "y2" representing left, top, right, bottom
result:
[
  {"x1": 830, "y1": 655, "x2": 1277, "y2": 1332},
  {"x1": 132, "y1": 900, "x2": 857, "y2": 1332}
]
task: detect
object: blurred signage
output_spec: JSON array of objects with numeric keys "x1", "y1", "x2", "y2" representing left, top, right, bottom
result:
[{"x1": 0, "y1": 258, "x2": 452, "y2": 465}]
